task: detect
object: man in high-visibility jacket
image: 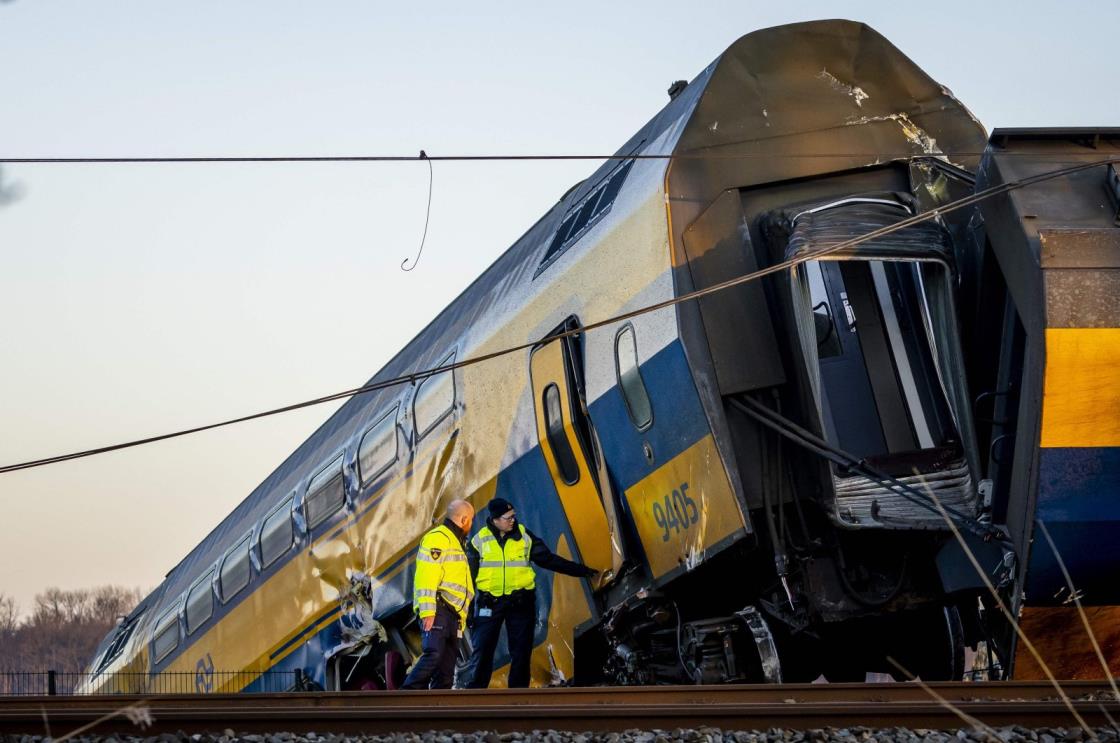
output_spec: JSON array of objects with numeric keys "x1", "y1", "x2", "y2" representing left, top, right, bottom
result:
[
  {"x1": 401, "y1": 499, "x2": 475, "y2": 690},
  {"x1": 464, "y1": 497, "x2": 596, "y2": 688}
]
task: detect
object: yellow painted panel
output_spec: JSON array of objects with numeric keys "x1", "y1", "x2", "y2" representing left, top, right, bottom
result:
[
  {"x1": 624, "y1": 435, "x2": 745, "y2": 579},
  {"x1": 529, "y1": 340, "x2": 618, "y2": 575},
  {"x1": 1041, "y1": 328, "x2": 1120, "y2": 448}
]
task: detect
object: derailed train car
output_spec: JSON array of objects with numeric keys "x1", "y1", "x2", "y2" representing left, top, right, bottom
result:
[{"x1": 82, "y1": 21, "x2": 1118, "y2": 691}]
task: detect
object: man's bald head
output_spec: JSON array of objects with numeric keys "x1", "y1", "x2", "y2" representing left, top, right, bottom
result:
[{"x1": 447, "y1": 499, "x2": 475, "y2": 532}]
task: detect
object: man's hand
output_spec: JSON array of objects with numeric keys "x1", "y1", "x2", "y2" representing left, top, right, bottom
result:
[{"x1": 421, "y1": 615, "x2": 435, "y2": 632}]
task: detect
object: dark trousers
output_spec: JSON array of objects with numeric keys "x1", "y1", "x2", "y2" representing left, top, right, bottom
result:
[
  {"x1": 402, "y1": 603, "x2": 460, "y2": 690},
  {"x1": 466, "y1": 590, "x2": 536, "y2": 689}
]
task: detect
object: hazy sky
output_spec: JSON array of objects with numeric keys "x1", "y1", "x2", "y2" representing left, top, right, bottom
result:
[{"x1": 2, "y1": 1, "x2": 1118, "y2": 616}]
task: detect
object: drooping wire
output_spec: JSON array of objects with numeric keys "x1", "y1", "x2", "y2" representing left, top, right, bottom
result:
[
  {"x1": 0, "y1": 156, "x2": 1116, "y2": 476},
  {"x1": 401, "y1": 150, "x2": 433, "y2": 272}
]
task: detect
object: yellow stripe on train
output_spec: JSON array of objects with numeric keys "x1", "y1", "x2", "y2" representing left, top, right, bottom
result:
[
  {"x1": 624, "y1": 435, "x2": 746, "y2": 580},
  {"x1": 1041, "y1": 328, "x2": 1120, "y2": 448}
]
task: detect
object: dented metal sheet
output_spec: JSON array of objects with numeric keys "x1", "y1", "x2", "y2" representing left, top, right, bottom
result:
[{"x1": 323, "y1": 572, "x2": 387, "y2": 666}]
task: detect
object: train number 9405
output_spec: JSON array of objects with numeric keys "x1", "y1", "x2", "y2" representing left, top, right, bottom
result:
[{"x1": 651, "y1": 483, "x2": 698, "y2": 542}]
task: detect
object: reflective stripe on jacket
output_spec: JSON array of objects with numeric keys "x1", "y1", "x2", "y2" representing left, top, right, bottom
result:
[
  {"x1": 471, "y1": 523, "x2": 535, "y2": 596},
  {"x1": 413, "y1": 523, "x2": 474, "y2": 624}
]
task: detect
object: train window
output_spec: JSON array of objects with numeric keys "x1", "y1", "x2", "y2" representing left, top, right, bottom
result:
[
  {"x1": 93, "y1": 612, "x2": 143, "y2": 676},
  {"x1": 414, "y1": 354, "x2": 455, "y2": 440},
  {"x1": 543, "y1": 383, "x2": 580, "y2": 484},
  {"x1": 185, "y1": 572, "x2": 214, "y2": 635},
  {"x1": 538, "y1": 158, "x2": 635, "y2": 273},
  {"x1": 219, "y1": 535, "x2": 251, "y2": 603},
  {"x1": 615, "y1": 325, "x2": 653, "y2": 430},
  {"x1": 260, "y1": 498, "x2": 294, "y2": 569},
  {"x1": 358, "y1": 405, "x2": 399, "y2": 485},
  {"x1": 152, "y1": 609, "x2": 179, "y2": 663},
  {"x1": 305, "y1": 455, "x2": 345, "y2": 530}
]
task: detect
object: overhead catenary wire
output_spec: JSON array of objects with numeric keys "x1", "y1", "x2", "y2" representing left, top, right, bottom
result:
[
  {"x1": 0, "y1": 150, "x2": 1108, "y2": 164},
  {"x1": 0, "y1": 156, "x2": 1117, "y2": 476}
]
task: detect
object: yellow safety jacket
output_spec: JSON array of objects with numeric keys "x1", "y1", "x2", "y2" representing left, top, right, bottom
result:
[
  {"x1": 472, "y1": 524, "x2": 535, "y2": 597},
  {"x1": 413, "y1": 522, "x2": 474, "y2": 625}
]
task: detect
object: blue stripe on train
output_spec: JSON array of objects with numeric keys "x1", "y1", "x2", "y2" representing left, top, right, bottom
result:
[
  {"x1": 243, "y1": 624, "x2": 339, "y2": 691},
  {"x1": 588, "y1": 339, "x2": 711, "y2": 488},
  {"x1": 1025, "y1": 447, "x2": 1120, "y2": 606}
]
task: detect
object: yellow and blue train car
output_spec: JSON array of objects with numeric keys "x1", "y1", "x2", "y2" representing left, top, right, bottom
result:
[
  {"x1": 84, "y1": 20, "x2": 1115, "y2": 690},
  {"x1": 964, "y1": 129, "x2": 1120, "y2": 680}
]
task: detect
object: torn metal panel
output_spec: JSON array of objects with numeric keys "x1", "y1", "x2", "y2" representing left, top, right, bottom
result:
[
  {"x1": 817, "y1": 69, "x2": 870, "y2": 108},
  {"x1": 324, "y1": 572, "x2": 387, "y2": 665}
]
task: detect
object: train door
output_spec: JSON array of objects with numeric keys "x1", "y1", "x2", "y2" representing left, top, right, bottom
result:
[{"x1": 529, "y1": 321, "x2": 625, "y2": 585}]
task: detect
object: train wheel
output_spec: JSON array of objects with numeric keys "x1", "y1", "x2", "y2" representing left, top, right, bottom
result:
[{"x1": 886, "y1": 605, "x2": 966, "y2": 681}]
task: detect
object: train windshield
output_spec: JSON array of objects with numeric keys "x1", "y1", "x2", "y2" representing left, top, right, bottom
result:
[
  {"x1": 802, "y1": 258, "x2": 957, "y2": 471},
  {"x1": 779, "y1": 197, "x2": 980, "y2": 525}
]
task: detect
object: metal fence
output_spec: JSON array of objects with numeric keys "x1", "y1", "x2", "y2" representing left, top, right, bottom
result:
[{"x1": 0, "y1": 669, "x2": 318, "y2": 696}]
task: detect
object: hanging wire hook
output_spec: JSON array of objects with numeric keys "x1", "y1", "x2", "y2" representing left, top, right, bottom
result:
[{"x1": 401, "y1": 150, "x2": 433, "y2": 272}]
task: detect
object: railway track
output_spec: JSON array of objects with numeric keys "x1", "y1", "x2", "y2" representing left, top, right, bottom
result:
[{"x1": 1, "y1": 681, "x2": 1119, "y2": 735}]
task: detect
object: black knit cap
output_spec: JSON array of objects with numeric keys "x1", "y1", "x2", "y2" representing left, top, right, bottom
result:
[{"x1": 486, "y1": 497, "x2": 515, "y2": 519}]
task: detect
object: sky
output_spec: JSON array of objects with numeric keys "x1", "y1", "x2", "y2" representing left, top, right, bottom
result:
[{"x1": 1, "y1": 0, "x2": 1118, "y2": 617}]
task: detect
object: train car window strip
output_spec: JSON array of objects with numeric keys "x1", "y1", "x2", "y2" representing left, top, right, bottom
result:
[
  {"x1": 414, "y1": 353, "x2": 456, "y2": 440},
  {"x1": 537, "y1": 158, "x2": 635, "y2": 275},
  {"x1": 219, "y1": 534, "x2": 252, "y2": 603},
  {"x1": 615, "y1": 325, "x2": 653, "y2": 431},
  {"x1": 358, "y1": 405, "x2": 399, "y2": 485},
  {"x1": 152, "y1": 609, "x2": 179, "y2": 663},
  {"x1": 305, "y1": 455, "x2": 346, "y2": 531},
  {"x1": 260, "y1": 498, "x2": 295, "y2": 569},
  {"x1": 185, "y1": 571, "x2": 215, "y2": 635},
  {"x1": 543, "y1": 383, "x2": 580, "y2": 484}
]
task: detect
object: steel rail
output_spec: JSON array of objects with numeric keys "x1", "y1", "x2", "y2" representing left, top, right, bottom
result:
[{"x1": 2, "y1": 682, "x2": 1119, "y2": 735}]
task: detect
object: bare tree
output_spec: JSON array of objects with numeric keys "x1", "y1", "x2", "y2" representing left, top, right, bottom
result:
[
  {"x1": 0, "y1": 586, "x2": 143, "y2": 683},
  {"x1": 0, "y1": 594, "x2": 17, "y2": 635}
]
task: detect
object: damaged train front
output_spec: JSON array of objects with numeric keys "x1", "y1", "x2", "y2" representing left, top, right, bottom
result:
[{"x1": 661, "y1": 20, "x2": 1018, "y2": 683}]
